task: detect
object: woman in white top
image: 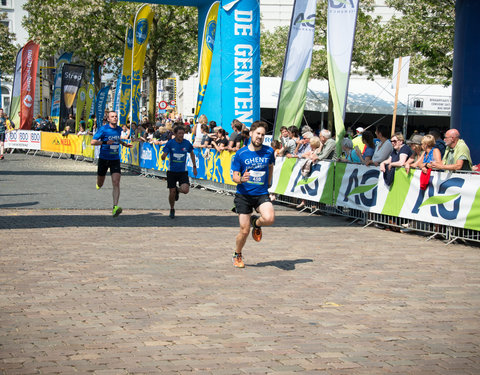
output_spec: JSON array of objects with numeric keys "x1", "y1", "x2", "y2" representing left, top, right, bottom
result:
[
  {"x1": 368, "y1": 124, "x2": 393, "y2": 166},
  {"x1": 192, "y1": 114, "x2": 208, "y2": 147}
]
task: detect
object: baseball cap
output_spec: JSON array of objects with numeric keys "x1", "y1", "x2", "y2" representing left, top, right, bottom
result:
[
  {"x1": 356, "y1": 127, "x2": 364, "y2": 134},
  {"x1": 407, "y1": 134, "x2": 423, "y2": 145}
]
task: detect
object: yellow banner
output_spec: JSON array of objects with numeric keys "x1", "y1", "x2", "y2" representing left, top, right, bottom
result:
[
  {"x1": 81, "y1": 135, "x2": 95, "y2": 158},
  {"x1": 75, "y1": 87, "x2": 86, "y2": 131},
  {"x1": 41, "y1": 132, "x2": 83, "y2": 155},
  {"x1": 194, "y1": 1, "x2": 219, "y2": 120},
  {"x1": 120, "y1": 141, "x2": 140, "y2": 166},
  {"x1": 131, "y1": 5, "x2": 154, "y2": 124},
  {"x1": 84, "y1": 83, "x2": 95, "y2": 125},
  {"x1": 120, "y1": 16, "x2": 134, "y2": 126}
]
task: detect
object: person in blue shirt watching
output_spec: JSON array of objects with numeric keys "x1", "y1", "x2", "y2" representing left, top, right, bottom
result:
[
  {"x1": 230, "y1": 121, "x2": 275, "y2": 268},
  {"x1": 161, "y1": 124, "x2": 197, "y2": 219},
  {"x1": 91, "y1": 110, "x2": 133, "y2": 217}
]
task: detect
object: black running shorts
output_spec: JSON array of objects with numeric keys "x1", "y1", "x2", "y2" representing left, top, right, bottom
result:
[
  {"x1": 167, "y1": 171, "x2": 189, "y2": 189},
  {"x1": 234, "y1": 193, "x2": 271, "y2": 215},
  {"x1": 97, "y1": 158, "x2": 121, "y2": 176}
]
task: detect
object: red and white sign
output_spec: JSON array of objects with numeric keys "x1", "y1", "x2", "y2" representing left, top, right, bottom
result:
[
  {"x1": 170, "y1": 100, "x2": 176, "y2": 107},
  {"x1": 158, "y1": 101, "x2": 168, "y2": 110},
  {"x1": 5, "y1": 130, "x2": 41, "y2": 150},
  {"x1": 20, "y1": 41, "x2": 40, "y2": 130}
]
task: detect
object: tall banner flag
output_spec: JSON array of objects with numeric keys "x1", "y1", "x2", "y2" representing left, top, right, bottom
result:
[
  {"x1": 50, "y1": 52, "x2": 73, "y2": 128},
  {"x1": 327, "y1": 0, "x2": 359, "y2": 154},
  {"x1": 113, "y1": 74, "x2": 122, "y2": 114},
  {"x1": 59, "y1": 64, "x2": 84, "y2": 131},
  {"x1": 120, "y1": 16, "x2": 134, "y2": 126},
  {"x1": 75, "y1": 86, "x2": 87, "y2": 131},
  {"x1": 131, "y1": 5, "x2": 154, "y2": 125},
  {"x1": 194, "y1": 1, "x2": 219, "y2": 122},
  {"x1": 85, "y1": 83, "x2": 95, "y2": 123},
  {"x1": 20, "y1": 41, "x2": 40, "y2": 130},
  {"x1": 273, "y1": 0, "x2": 316, "y2": 139},
  {"x1": 9, "y1": 47, "x2": 23, "y2": 128},
  {"x1": 95, "y1": 85, "x2": 111, "y2": 124}
]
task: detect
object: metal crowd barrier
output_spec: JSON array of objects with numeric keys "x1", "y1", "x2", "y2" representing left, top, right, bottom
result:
[{"x1": 23, "y1": 150, "x2": 480, "y2": 246}]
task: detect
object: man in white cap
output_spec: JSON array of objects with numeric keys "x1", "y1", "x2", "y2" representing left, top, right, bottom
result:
[{"x1": 352, "y1": 126, "x2": 365, "y2": 153}]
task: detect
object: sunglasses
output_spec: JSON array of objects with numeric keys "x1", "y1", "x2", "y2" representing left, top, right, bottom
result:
[{"x1": 390, "y1": 139, "x2": 398, "y2": 144}]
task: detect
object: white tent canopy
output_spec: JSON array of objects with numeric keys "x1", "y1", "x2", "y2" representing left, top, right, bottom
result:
[{"x1": 261, "y1": 76, "x2": 452, "y2": 117}]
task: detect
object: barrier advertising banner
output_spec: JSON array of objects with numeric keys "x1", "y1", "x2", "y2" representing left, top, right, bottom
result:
[
  {"x1": 40, "y1": 132, "x2": 83, "y2": 155},
  {"x1": 273, "y1": 0, "x2": 317, "y2": 139},
  {"x1": 5, "y1": 130, "x2": 41, "y2": 150},
  {"x1": 20, "y1": 41, "x2": 40, "y2": 130}
]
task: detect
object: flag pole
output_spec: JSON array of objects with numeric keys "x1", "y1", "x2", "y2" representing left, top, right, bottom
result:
[{"x1": 391, "y1": 56, "x2": 402, "y2": 136}]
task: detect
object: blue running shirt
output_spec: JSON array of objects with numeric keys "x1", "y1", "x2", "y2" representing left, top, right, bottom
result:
[
  {"x1": 93, "y1": 125, "x2": 122, "y2": 160},
  {"x1": 231, "y1": 145, "x2": 275, "y2": 196},
  {"x1": 162, "y1": 139, "x2": 193, "y2": 172}
]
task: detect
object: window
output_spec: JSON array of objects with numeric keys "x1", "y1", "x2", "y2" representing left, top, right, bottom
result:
[{"x1": 0, "y1": 0, "x2": 7, "y2": 7}]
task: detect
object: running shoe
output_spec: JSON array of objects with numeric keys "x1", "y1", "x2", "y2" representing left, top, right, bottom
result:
[
  {"x1": 169, "y1": 208, "x2": 175, "y2": 219},
  {"x1": 250, "y1": 215, "x2": 262, "y2": 242},
  {"x1": 112, "y1": 205, "x2": 122, "y2": 217},
  {"x1": 175, "y1": 187, "x2": 179, "y2": 201},
  {"x1": 0, "y1": 155, "x2": 4, "y2": 160},
  {"x1": 96, "y1": 184, "x2": 101, "y2": 190},
  {"x1": 232, "y1": 252, "x2": 245, "y2": 268}
]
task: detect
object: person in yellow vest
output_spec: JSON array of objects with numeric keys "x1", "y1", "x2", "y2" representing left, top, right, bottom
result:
[{"x1": 431, "y1": 129, "x2": 472, "y2": 171}]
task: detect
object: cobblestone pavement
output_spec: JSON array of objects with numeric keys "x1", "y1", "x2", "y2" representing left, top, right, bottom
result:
[{"x1": 1, "y1": 154, "x2": 480, "y2": 374}]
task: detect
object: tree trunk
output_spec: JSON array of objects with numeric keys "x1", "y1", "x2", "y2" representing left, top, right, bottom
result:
[
  {"x1": 93, "y1": 60, "x2": 102, "y2": 96},
  {"x1": 147, "y1": 18, "x2": 158, "y2": 122},
  {"x1": 328, "y1": 84, "x2": 334, "y2": 133}
]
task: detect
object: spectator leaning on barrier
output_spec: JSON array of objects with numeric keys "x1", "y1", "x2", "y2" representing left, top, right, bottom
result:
[
  {"x1": 429, "y1": 128, "x2": 446, "y2": 158},
  {"x1": 227, "y1": 119, "x2": 243, "y2": 152},
  {"x1": 354, "y1": 130, "x2": 375, "y2": 165},
  {"x1": 369, "y1": 124, "x2": 393, "y2": 166},
  {"x1": 431, "y1": 129, "x2": 472, "y2": 171},
  {"x1": 404, "y1": 134, "x2": 424, "y2": 173},
  {"x1": 278, "y1": 126, "x2": 297, "y2": 157},
  {"x1": 380, "y1": 132, "x2": 412, "y2": 186},
  {"x1": 295, "y1": 131, "x2": 313, "y2": 157},
  {"x1": 340, "y1": 138, "x2": 362, "y2": 163},
  {"x1": 313, "y1": 129, "x2": 336, "y2": 161},
  {"x1": 211, "y1": 128, "x2": 229, "y2": 152}
]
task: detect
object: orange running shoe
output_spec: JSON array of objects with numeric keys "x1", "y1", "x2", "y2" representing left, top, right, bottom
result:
[
  {"x1": 250, "y1": 215, "x2": 262, "y2": 242},
  {"x1": 232, "y1": 253, "x2": 245, "y2": 268}
]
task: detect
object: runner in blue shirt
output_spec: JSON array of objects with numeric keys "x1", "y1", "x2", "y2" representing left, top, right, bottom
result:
[
  {"x1": 161, "y1": 124, "x2": 197, "y2": 219},
  {"x1": 91, "y1": 111, "x2": 133, "y2": 217},
  {"x1": 230, "y1": 121, "x2": 276, "y2": 268}
]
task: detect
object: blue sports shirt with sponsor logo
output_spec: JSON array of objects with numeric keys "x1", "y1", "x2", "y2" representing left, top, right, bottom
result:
[
  {"x1": 162, "y1": 138, "x2": 193, "y2": 172},
  {"x1": 231, "y1": 145, "x2": 275, "y2": 196},
  {"x1": 93, "y1": 125, "x2": 122, "y2": 160}
]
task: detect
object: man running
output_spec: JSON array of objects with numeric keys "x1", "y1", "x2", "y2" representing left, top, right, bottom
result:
[
  {"x1": 161, "y1": 123, "x2": 197, "y2": 219},
  {"x1": 231, "y1": 121, "x2": 275, "y2": 268},
  {"x1": 91, "y1": 110, "x2": 132, "y2": 217}
]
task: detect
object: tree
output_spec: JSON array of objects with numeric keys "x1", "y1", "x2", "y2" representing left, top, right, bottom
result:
[
  {"x1": 23, "y1": 0, "x2": 135, "y2": 92},
  {"x1": 377, "y1": 0, "x2": 455, "y2": 86},
  {"x1": 0, "y1": 12, "x2": 18, "y2": 80},
  {"x1": 145, "y1": 5, "x2": 197, "y2": 121}
]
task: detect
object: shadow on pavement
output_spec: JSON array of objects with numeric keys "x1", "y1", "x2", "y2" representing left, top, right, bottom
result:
[
  {"x1": 247, "y1": 258, "x2": 313, "y2": 270},
  {"x1": 0, "y1": 201, "x2": 39, "y2": 209},
  {"x1": 0, "y1": 170, "x2": 97, "y2": 176},
  {"x1": 0, "y1": 211, "x2": 348, "y2": 229}
]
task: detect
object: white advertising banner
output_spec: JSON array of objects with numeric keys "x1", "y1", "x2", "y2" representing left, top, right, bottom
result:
[{"x1": 5, "y1": 130, "x2": 41, "y2": 150}]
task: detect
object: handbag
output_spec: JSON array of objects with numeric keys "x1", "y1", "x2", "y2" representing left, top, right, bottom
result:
[{"x1": 420, "y1": 168, "x2": 431, "y2": 190}]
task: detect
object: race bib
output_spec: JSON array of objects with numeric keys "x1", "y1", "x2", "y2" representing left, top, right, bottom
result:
[{"x1": 248, "y1": 170, "x2": 266, "y2": 185}]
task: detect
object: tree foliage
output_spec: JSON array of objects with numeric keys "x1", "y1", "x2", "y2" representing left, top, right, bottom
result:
[
  {"x1": 379, "y1": 0, "x2": 455, "y2": 85},
  {"x1": 260, "y1": 0, "x2": 454, "y2": 85},
  {"x1": 0, "y1": 12, "x2": 18, "y2": 79},
  {"x1": 23, "y1": 0, "x2": 134, "y2": 91},
  {"x1": 22, "y1": 0, "x2": 198, "y2": 102}
]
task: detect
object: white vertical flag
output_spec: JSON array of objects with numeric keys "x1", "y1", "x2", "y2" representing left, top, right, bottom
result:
[
  {"x1": 273, "y1": 0, "x2": 317, "y2": 139},
  {"x1": 327, "y1": 0, "x2": 359, "y2": 154}
]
